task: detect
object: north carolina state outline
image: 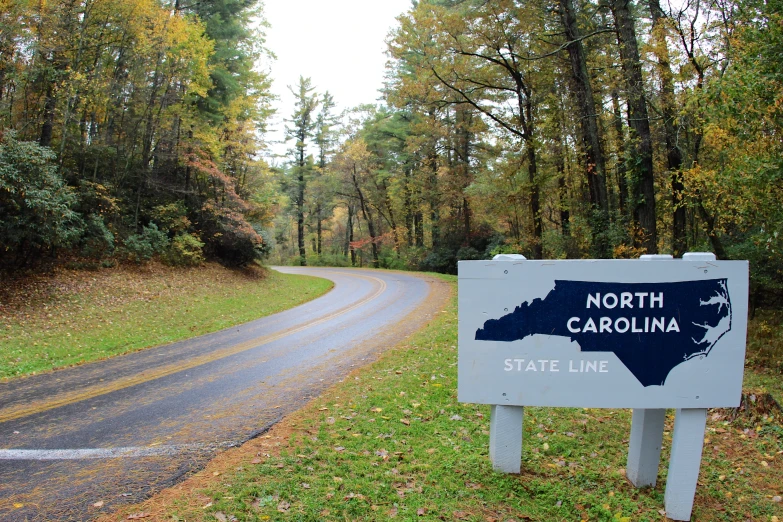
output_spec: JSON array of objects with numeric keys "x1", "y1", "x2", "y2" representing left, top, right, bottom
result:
[{"x1": 475, "y1": 279, "x2": 732, "y2": 387}]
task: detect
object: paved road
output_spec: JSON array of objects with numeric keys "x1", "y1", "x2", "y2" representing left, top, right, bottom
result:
[{"x1": 0, "y1": 267, "x2": 436, "y2": 521}]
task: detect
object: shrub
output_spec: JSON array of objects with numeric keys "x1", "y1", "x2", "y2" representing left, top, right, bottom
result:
[
  {"x1": 121, "y1": 223, "x2": 169, "y2": 263},
  {"x1": 0, "y1": 131, "x2": 83, "y2": 266},
  {"x1": 152, "y1": 202, "x2": 191, "y2": 234},
  {"x1": 80, "y1": 214, "x2": 115, "y2": 259},
  {"x1": 165, "y1": 233, "x2": 205, "y2": 267},
  {"x1": 200, "y1": 204, "x2": 265, "y2": 267}
]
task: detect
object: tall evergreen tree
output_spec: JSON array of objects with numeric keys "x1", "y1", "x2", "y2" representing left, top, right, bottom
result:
[{"x1": 285, "y1": 77, "x2": 319, "y2": 266}]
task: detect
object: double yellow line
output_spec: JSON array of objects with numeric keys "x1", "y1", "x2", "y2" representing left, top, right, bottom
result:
[{"x1": 0, "y1": 272, "x2": 386, "y2": 424}]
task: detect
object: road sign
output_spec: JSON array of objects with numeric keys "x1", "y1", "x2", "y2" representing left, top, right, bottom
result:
[
  {"x1": 458, "y1": 253, "x2": 750, "y2": 521},
  {"x1": 458, "y1": 256, "x2": 748, "y2": 408}
]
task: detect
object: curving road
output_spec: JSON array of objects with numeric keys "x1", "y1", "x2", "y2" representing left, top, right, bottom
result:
[{"x1": 0, "y1": 267, "x2": 441, "y2": 521}]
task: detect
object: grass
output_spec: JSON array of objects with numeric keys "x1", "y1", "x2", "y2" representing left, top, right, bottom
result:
[
  {"x1": 0, "y1": 263, "x2": 333, "y2": 379},
  {"x1": 110, "y1": 275, "x2": 782, "y2": 522}
]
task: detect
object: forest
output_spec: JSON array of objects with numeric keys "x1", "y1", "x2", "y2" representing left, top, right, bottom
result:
[{"x1": 1, "y1": 0, "x2": 781, "y2": 304}]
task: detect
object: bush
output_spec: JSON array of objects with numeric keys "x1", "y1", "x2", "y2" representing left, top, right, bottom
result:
[
  {"x1": 121, "y1": 223, "x2": 169, "y2": 263},
  {"x1": 165, "y1": 233, "x2": 205, "y2": 267},
  {"x1": 152, "y1": 202, "x2": 191, "y2": 234},
  {"x1": 0, "y1": 131, "x2": 83, "y2": 266},
  {"x1": 80, "y1": 214, "x2": 115, "y2": 259},
  {"x1": 200, "y1": 204, "x2": 265, "y2": 267}
]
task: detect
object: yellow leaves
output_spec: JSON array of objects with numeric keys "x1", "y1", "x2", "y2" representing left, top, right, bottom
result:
[{"x1": 703, "y1": 122, "x2": 738, "y2": 151}]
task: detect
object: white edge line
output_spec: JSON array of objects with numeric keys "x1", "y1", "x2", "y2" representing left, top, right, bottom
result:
[{"x1": 0, "y1": 442, "x2": 237, "y2": 460}]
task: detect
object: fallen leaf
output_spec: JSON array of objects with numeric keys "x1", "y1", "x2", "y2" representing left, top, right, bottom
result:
[
  {"x1": 389, "y1": 507, "x2": 398, "y2": 517},
  {"x1": 301, "y1": 483, "x2": 311, "y2": 489},
  {"x1": 453, "y1": 510, "x2": 469, "y2": 519},
  {"x1": 13, "y1": 503, "x2": 24, "y2": 509},
  {"x1": 127, "y1": 514, "x2": 151, "y2": 520},
  {"x1": 401, "y1": 419, "x2": 411, "y2": 426},
  {"x1": 251, "y1": 458, "x2": 262, "y2": 464},
  {"x1": 277, "y1": 501, "x2": 290, "y2": 512},
  {"x1": 213, "y1": 513, "x2": 228, "y2": 522},
  {"x1": 92, "y1": 501, "x2": 104, "y2": 508},
  {"x1": 417, "y1": 507, "x2": 426, "y2": 516}
]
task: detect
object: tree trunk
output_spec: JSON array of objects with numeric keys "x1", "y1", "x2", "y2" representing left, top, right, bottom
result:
[
  {"x1": 455, "y1": 107, "x2": 473, "y2": 245},
  {"x1": 414, "y1": 210, "x2": 424, "y2": 247},
  {"x1": 352, "y1": 167, "x2": 379, "y2": 268},
  {"x1": 528, "y1": 145, "x2": 543, "y2": 260},
  {"x1": 297, "y1": 165, "x2": 306, "y2": 266},
  {"x1": 611, "y1": 0, "x2": 657, "y2": 253},
  {"x1": 649, "y1": 0, "x2": 686, "y2": 257},
  {"x1": 427, "y1": 143, "x2": 440, "y2": 249},
  {"x1": 559, "y1": 0, "x2": 609, "y2": 213},
  {"x1": 559, "y1": 0, "x2": 611, "y2": 257},
  {"x1": 39, "y1": 81, "x2": 56, "y2": 147},
  {"x1": 404, "y1": 166, "x2": 414, "y2": 247},
  {"x1": 316, "y1": 203, "x2": 322, "y2": 255},
  {"x1": 696, "y1": 199, "x2": 727, "y2": 259},
  {"x1": 611, "y1": 90, "x2": 629, "y2": 218}
]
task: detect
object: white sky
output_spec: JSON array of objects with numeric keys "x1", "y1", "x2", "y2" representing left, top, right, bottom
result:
[{"x1": 260, "y1": 1, "x2": 412, "y2": 162}]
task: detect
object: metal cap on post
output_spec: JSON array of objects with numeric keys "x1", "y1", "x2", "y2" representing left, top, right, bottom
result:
[
  {"x1": 682, "y1": 252, "x2": 717, "y2": 262},
  {"x1": 492, "y1": 254, "x2": 527, "y2": 261}
]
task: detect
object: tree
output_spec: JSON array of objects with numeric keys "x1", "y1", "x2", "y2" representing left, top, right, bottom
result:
[
  {"x1": 312, "y1": 91, "x2": 339, "y2": 256},
  {"x1": 557, "y1": 0, "x2": 611, "y2": 257},
  {"x1": 285, "y1": 76, "x2": 319, "y2": 266},
  {"x1": 389, "y1": 0, "x2": 548, "y2": 258},
  {"x1": 609, "y1": 0, "x2": 657, "y2": 253}
]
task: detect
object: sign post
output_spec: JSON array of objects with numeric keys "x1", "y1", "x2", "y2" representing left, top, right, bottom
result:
[{"x1": 458, "y1": 253, "x2": 748, "y2": 521}]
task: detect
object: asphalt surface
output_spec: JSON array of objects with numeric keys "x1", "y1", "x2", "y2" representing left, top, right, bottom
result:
[{"x1": 0, "y1": 267, "x2": 434, "y2": 521}]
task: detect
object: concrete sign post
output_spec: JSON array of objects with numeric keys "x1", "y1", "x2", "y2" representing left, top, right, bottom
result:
[{"x1": 458, "y1": 253, "x2": 749, "y2": 521}]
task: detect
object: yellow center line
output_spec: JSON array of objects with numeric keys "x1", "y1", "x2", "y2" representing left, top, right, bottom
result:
[{"x1": 0, "y1": 272, "x2": 387, "y2": 424}]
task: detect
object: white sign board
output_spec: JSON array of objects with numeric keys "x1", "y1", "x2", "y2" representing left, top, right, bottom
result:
[{"x1": 458, "y1": 259, "x2": 749, "y2": 408}]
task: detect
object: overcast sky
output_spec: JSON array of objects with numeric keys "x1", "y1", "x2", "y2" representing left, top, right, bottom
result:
[{"x1": 261, "y1": 1, "x2": 412, "y2": 161}]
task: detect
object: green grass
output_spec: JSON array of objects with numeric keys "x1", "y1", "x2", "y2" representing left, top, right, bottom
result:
[
  {"x1": 153, "y1": 276, "x2": 782, "y2": 522},
  {"x1": 0, "y1": 264, "x2": 333, "y2": 379}
]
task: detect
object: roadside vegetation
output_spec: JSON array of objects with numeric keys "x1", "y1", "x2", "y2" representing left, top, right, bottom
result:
[
  {"x1": 0, "y1": 263, "x2": 332, "y2": 380},
  {"x1": 107, "y1": 278, "x2": 783, "y2": 522}
]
